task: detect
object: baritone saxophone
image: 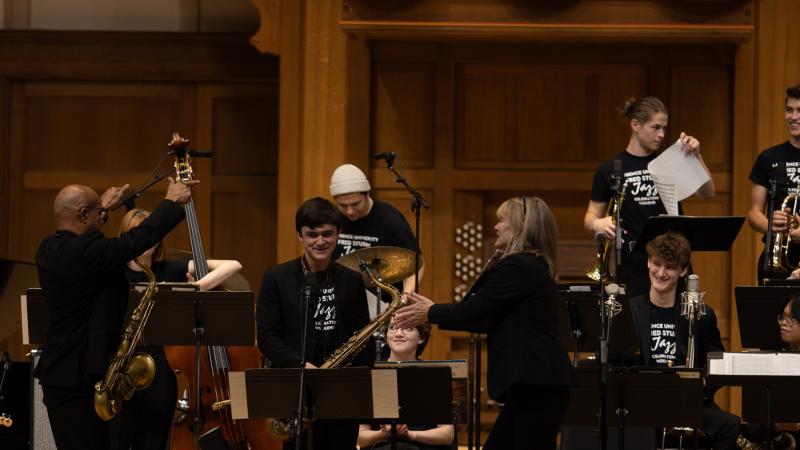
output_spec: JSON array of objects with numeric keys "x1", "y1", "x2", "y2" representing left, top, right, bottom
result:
[{"x1": 93, "y1": 262, "x2": 158, "y2": 421}]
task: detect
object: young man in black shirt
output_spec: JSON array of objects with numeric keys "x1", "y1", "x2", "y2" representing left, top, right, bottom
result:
[
  {"x1": 583, "y1": 96, "x2": 715, "y2": 298},
  {"x1": 747, "y1": 83, "x2": 800, "y2": 283},
  {"x1": 329, "y1": 163, "x2": 423, "y2": 311},
  {"x1": 256, "y1": 197, "x2": 371, "y2": 450},
  {"x1": 627, "y1": 232, "x2": 739, "y2": 449},
  {"x1": 35, "y1": 179, "x2": 192, "y2": 450}
]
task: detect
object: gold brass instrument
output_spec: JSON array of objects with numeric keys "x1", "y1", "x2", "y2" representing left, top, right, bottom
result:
[
  {"x1": 737, "y1": 432, "x2": 796, "y2": 450},
  {"x1": 265, "y1": 258, "x2": 407, "y2": 441},
  {"x1": 768, "y1": 186, "x2": 800, "y2": 273},
  {"x1": 94, "y1": 262, "x2": 158, "y2": 421},
  {"x1": 586, "y1": 181, "x2": 628, "y2": 282}
]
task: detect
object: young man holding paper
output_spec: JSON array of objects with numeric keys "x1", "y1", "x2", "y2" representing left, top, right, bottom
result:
[{"x1": 583, "y1": 96, "x2": 715, "y2": 298}]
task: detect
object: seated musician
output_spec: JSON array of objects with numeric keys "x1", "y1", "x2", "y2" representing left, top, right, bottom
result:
[
  {"x1": 739, "y1": 297, "x2": 800, "y2": 449},
  {"x1": 256, "y1": 197, "x2": 372, "y2": 450},
  {"x1": 357, "y1": 319, "x2": 454, "y2": 450},
  {"x1": 626, "y1": 231, "x2": 741, "y2": 450},
  {"x1": 110, "y1": 208, "x2": 243, "y2": 450}
]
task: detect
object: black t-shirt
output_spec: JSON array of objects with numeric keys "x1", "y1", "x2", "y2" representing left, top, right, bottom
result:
[
  {"x1": 749, "y1": 141, "x2": 800, "y2": 213},
  {"x1": 312, "y1": 279, "x2": 340, "y2": 363},
  {"x1": 648, "y1": 303, "x2": 683, "y2": 367},
  {"x1": 124, "y1": 259, "x2": 190, "y2": 284},
  {"x1": 591, "y1": 151, "x2": 682, "y2": 248},
  {"x1": 334, "y1": 200, "x2": 420, "y2": 260}
]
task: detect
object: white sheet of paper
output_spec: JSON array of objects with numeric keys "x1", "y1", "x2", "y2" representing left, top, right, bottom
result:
[
  {"x1": 647, "y1": 140, "x2": 711, "y2": 207},
  {"x1": 654, "y1": 175, "x2": 679, "y2": 216}
]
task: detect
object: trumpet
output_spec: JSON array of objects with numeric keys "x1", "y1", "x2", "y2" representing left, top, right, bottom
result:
[
  {"x1": 586, "y1": 182, "x2": 628, "y2": 282},
  {"x1": 767, "y1": 187, "x2": 800, "y2": 273}
]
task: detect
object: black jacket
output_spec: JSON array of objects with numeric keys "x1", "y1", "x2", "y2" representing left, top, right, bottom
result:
[
  {"x1": 428, "y1": 253, "x2": 574, "y2": 402},
  {"x1": 256, "y1": 258, "x2": 372, "y2": 368},
  {"x1": 628, "y1": 293, "x2": 724, "y2": 369},
  {"x1": 34, "y1": 200, "x2": 185, "y2": 387}
]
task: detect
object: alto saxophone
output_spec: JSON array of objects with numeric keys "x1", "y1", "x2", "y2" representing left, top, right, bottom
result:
[
  {"x1": 586, "y1": 181, "x2": 628, "y2": 282},
  {"x1": 266, "y1": 259, "x2": 407, "y2": 441},
  {"x1": 94, "y1": 262, "x2": 158, "y2": 421}
]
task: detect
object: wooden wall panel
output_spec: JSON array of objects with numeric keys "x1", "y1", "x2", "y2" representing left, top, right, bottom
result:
[
  {"x1": 22, "y1": 84, "x2": 184, "y2": 171},
  {"x1": 670, "y1": 66, "x2": 732, "y2": 172},
  {"x1": 213, "y1": 191, "x2": 277, "y2": 289},
  {"x1": 7, "y1": 81, "x2": 196, "y2": 261},
  {"x1": 372, "y1": 63, "x2": 435, "y2": 168},
  {"x1": 197, "y1": 84, "x2": 280, "y2": 291},
  {"x1": 212, "y1": 96, "x2": 279, "y2": 176}
]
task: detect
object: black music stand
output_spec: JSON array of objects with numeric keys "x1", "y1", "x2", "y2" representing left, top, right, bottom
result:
[
  {"x1": 556, "y1": 287, "x2": 639, "y2": 366},
  {"x1": 562, "y1": 367, "x2": 704, "y2": 450},
  {"x1": 129, "y1": 286, "x2": 254, "y2": 450},
  {"x1": 709, "y1": 372, "x2": 800, "y2": 450},
  {"x1": 633, "y1": 215, "x2": 745, "y2": 253},
  {"x1": 734, "y1": 286, "x2": 794, "y2": 350},
  {"x1": 128, "y1": 284, "x2": 254, "y2": 346},
  {"x1": 234, "y1": 367, "x2": 452, "y2": 449},
  {"x1": 23, "y1": 289, "x2": 48, "y2": 346}
]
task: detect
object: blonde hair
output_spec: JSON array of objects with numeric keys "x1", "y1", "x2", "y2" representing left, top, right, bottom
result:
[
  {"x1": 118, "y1": 208, "x2": 165, "y2": 262},
  {"x1": 496, "y1": 196, "x2": 558, "y2": 279}
]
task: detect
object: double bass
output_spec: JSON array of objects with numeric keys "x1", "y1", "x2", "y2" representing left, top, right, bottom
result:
[{"x1": 164, "y1": 133, "x2": 277, "y2": 450}]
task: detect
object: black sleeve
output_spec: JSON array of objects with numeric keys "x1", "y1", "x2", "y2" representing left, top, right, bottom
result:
[
  {"x1": 590, "y1": 162, "x2": 613, "y2": 203},
  {"x1": 428, "y1": 258, "x2": 544, "y2": 326},
  {"x1": 162, "y1": 259, "x2": 190, "y2": 283},
  {"x1": 84, "y1": 200, "x2": 185, "y2": 275},
  {"x1": 749, "y1": 151, "x2": 771, "y2": 188},
  {"x1": 256, "y1": 267, "x2": 302, "y2": 367},
  {"x1": 701, "y1": 308, "x2": 725, "y2": 358}
]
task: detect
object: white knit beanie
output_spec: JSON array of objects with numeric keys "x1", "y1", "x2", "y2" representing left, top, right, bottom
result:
[{"x1": 330, "y1": 164, "x2": 371, "y2": 197}]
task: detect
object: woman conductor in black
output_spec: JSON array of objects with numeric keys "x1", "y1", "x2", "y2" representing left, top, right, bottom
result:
[{"x1": 394, "y1": 196, "x2": 574, "y2": 450}]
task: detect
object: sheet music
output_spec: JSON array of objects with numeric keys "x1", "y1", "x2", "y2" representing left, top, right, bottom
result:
[
  {"x1": 776, "y1": 353, "x2": 800, "y2": 375},
  {"x1": 654, "y1": 175, "x2": 679, "y2": 216},
  {"x1": 648, "y1": 140, "x2": 711, "y2": 211},
  {"x1": 708, "y1": 352, "x2": 800, "y2": 376},
  {"x1": 731, "y1": 353, "x2": 775, "y2": 375}
]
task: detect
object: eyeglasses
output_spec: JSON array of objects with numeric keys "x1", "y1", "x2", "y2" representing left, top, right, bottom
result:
[
  {"x1": 80, "y1": 206, "x2": 108, "y2": 224},
  {"x1": 777, "y1": 313, "x2": 799, "y2": 326}
]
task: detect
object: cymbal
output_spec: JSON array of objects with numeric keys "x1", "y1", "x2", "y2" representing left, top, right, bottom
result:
[{"x1": 335, "y1": 246, "x2": 416, "y2": 287}]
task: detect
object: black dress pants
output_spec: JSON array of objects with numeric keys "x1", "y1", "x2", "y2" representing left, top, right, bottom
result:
[
  {"x1": 283, "y1": 419, "x2": 359, "y2": 450},
  {"x1": 109, "y1": 347, "x2": 177, "y2": 450},
  {"x1": 42, "y1": 382, "x2": 109, "y2": 450},
  {"x1": 483, "y1": 383, "x2": 570, "y2": 450}
]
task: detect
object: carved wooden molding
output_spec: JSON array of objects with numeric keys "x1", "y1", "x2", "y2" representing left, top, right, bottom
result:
[
  {"x1": 250, "y1": 0, "x2": 280, "y2": 55},
  {"x1": 341, "y1": 0, "x2": 754, "y2": 42}
]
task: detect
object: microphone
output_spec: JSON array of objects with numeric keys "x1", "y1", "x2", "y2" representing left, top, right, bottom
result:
[
  {"x1": 603, "y1": 283, "x2": 622, "y2": 318},
  {"x1": 373, "y1": 152, "x2": 396, "y2": 161},
  {"x1": 681, "y1": 274, "x2": 706, "y2": 320}
]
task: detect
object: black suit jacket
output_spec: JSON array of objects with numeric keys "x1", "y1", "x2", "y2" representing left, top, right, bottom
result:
[
  {"x1": 429, "y1": 253, "x2": 574, "y2": 402},
  {"x1": 34, "y1": 200, "x2": 185, "y2": 387},
  {"x1": 256, "y1": 258, "x2": 371, "y2": 368},
  {"x1": 628, "y1": 293, "x2": 724, "y2": 369}
]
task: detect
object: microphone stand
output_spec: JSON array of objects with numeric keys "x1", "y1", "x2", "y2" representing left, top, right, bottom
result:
[
  {"x1": 109, "y1": 169, "x2": 173, "y2": 212},
  {"x1": 612, "y1": 172, "x2": 623, "y2": 281},
  {"x1": 596, "y1": 236, "x2": 610, "y2": 450},
  {"x1": 294, "y1": 273, "x2": 315, "y2": 450},
  {"x1": 376, "y1": 154, "x2": 429, "y2": 294},
  {"x1": 762, "y1": 177, "x2": 779, "y2": 282}
]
